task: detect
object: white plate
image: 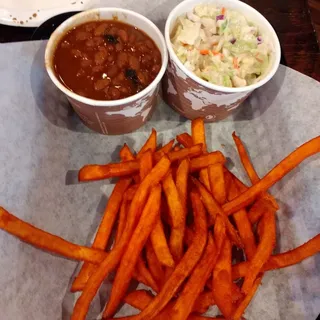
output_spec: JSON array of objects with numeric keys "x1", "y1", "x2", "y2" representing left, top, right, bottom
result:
[{"x1": 0, "y1": 0, "x2": 94, "y2": 27}]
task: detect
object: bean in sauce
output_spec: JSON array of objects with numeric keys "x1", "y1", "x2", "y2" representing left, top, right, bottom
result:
[{"x1": 53, "y1": 20, "x2": 162, "y2": 100}]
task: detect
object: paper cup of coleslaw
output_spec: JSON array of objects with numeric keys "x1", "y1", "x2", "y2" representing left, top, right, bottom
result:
[{"x1": 163, "y1": 0, "x2": 281, "y2": 121}]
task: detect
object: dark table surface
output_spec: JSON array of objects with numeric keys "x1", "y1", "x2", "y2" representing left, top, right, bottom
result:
[
  {"x1": 1, "y1": 1, "x2": 319, "y2": 81},
  {"x1": 0, "y1": 6, "x2": 319, "y2": 320}
]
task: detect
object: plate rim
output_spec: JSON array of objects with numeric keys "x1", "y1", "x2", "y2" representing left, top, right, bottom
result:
[{"x1": 0, "y1": 2, "x2": 90, "y2": 27}]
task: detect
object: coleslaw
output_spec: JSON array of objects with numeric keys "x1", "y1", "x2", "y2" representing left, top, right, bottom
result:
[{"x1": 171, "y1": 4, "x2": 274, "y2": 88}]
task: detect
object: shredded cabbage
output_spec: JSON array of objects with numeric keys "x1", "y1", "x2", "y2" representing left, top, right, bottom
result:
[{"x1": 171, "y1": 4, "x2": 274, "y2": 88}]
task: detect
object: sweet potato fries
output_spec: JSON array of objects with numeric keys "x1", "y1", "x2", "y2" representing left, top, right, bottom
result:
[{"x1": 0, "y1": 119, "x2": 319, "y2": 320}]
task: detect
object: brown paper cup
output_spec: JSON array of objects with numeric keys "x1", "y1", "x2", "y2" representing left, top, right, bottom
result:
[
  {"x1": 164, "y1": 0, "x2": 281, "y2": 122},
  {"x1": 45, "y1": 8, "x2": 168, "y2": 135}
]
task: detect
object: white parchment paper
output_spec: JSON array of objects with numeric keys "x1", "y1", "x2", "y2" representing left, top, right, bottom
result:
[{"x1": 0, "y1": 4, "x2": 319, "y2": 319}]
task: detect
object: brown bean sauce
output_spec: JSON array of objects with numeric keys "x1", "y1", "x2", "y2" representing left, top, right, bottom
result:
[{"x1": 53, "y1": 20, "x2": 162, "y2": 100}]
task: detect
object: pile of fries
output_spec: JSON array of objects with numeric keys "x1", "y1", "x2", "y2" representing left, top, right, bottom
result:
[{"x1": 0, "y1": 118, "x2": 319, "y2": 320}]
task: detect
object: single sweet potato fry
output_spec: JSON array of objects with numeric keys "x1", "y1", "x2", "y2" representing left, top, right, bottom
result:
[
  {"x1": 154, "y1": 144, "x2": 203, "y2": 163},
  {"x1": 190, "y1": 152, "x2": 226, "y2": 172},
  {"x1": 128, "y1": 190, "x2": 208, "y2": 320},
  {"x1": 163, "y1": 172, "x2": 186, "y2": 261},
  {"x1": 176, "y1": 133, "x2": 194, "y2": 148},
  {"x1": 71, "y1": 177, "x2": 132, "y2": 292},
  {"x1": 71, "y1": 156, "x2": 170, "y2": 320},
  {"x1": 79, "y1": 161, "x2": 140, "y2": 182},
  {"x1": 170, "y1": 234, "x2": 218, "y2": 320},
  {"x1": 191, "y1": 118, "x2": 211, "y2": 188},
  {"x1": 232, "y1": 234, "x2": 320, "y2": 280},
  {"x1": 158, "y1": 139, "x2": 175, "y2": 153},
  {"x1": 136, "y1": 255, "x2": 160, "y2": 293},
  {"x1": 212, "y1": 238, "x2": 234, "y2": 319},
  {"x1": 232, "y1": 132, "x2": 260, "y2": 184},
  {"x1": 192, "y1": 178, "x2": 242, "y2": 247},
  {"x1": 242, "y1": 208, "x2": 276, "y2": 294},
  {"x1": 223, "y1": 136, "x2": 320, "y2": 214},
  {"x1": 201, "y1": 227, "x2": 227, "y2": 312},
  {"x1": 191, "y1": 118, "x2": 207, "y2": 152},
  {"x1": 213, "y1": 215, "x2": 226, "y2": 252},
  {"x1": 208, "y1": 163, "x2": 226, "y2": 204},
  {"x1": 173, "y1": 145, "x2": 181, "y2": 151},
  {"x1": 150, "y1": 217, "x2": 175, "y2": 268},
  {"x1": 155, "y1": 139, "x2": 175, "y2": 159},
  {"x1": 223, "y1": 169, "x2": 233, "y2": 196},
  {"x1": 199, "y1": 169, "x2": 211, "y2": 191},
  {"x1": 103, "y1": 184, "x2": 162, "y2": 317},
  {"x1": 146, "y1": 241, "x2": 165, "y2": 288},
  {"x1": 232, "y1": 276, "x2": 262, "y2": 320},
  {"x1": 191, "y1": 118, "x2": 210, "y2": 194},
  {"x1": 137, "y1": 129, "x2": 157, "y2": 158},
  {"x1": 140, "y1": 150, "x2": 153, "y2": 181},
  {"x1": 120, "y1": 144, "x2": 140, "y2": 184},
  {"x1": 232, "y1": 132, "x2": 278, "y2": 209},
  {"x1": 115, "y1": 199, "x2": 128, "y2": 246},
  {"x1": 0, "y1": 207, "x2": 107, "y2": 264},
  {"x1": 176, "y1": 159, "x2": 190, "y2": 221},
  {"x1": 120, "y1": 144, "x2": 136, "y2": 161},
  {"x1": 227, "y1": 176, "x2": 256, "y2": 260}
]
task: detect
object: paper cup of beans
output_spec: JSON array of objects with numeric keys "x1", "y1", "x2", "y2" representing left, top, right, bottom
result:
[
  {"x1": 163, "y1": 0, "x2": 281, "y2": 121},
  {"x1": 45, "y1": 8, "x2": 168, "y2": 135}
]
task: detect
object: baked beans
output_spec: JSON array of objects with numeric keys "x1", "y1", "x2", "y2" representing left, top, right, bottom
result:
[{"x1": 53, "y1": 20, "x2": 162, "y2": 100}]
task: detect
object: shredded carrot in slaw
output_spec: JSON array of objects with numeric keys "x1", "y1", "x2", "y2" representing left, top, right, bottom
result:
[
  {"x1": 233, "y1": 57, "x2": 239, "y2": 69},
  {"x1": 200, "y1": 49, "x2": 209, "y2": 55},
  {"x1": 212, "y1": 51, "x2": 224, "y2": 59},
  {"x1": 255, "y1": 53, "x2": 263, "y2": 63}
]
